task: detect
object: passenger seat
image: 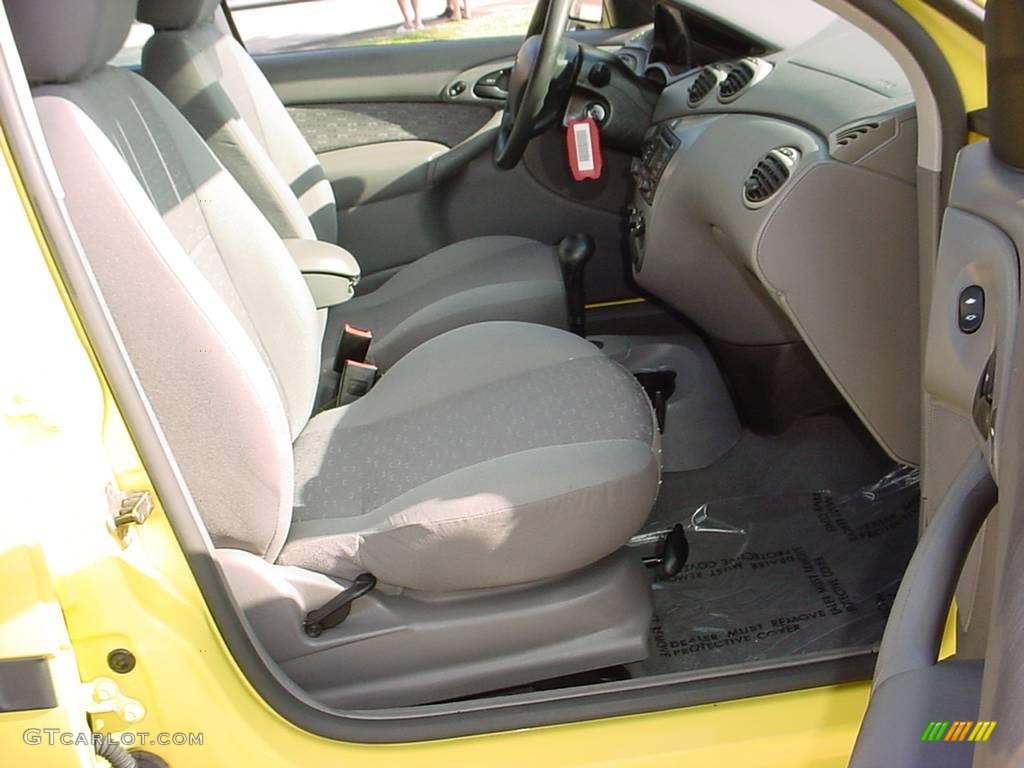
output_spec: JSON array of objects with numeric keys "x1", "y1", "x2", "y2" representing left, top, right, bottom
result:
[{"x1": 136, "y1": 0, "x2": 569, "y2": 371}]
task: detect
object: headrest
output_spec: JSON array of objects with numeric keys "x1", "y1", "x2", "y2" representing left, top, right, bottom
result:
[
  {"x1": 6, "y1": 0, "x2": 137, "y2": 84},
  {"x1": 137, "y1": 0, "x2": 221, "y2": 30}
]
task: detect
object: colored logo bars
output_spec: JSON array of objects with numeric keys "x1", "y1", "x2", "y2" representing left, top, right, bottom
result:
[{"x1": 921, "y1": 721, "x2": 997, "y2": 743}]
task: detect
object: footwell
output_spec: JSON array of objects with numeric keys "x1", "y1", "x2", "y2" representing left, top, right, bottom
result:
[{"x1": 632, "y1": 467, "x2": 920, "y2": 676}]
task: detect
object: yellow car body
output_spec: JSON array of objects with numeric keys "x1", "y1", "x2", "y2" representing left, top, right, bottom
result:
[{"x1": 0, "y1": 1, "x2": 984, "y2": 765}]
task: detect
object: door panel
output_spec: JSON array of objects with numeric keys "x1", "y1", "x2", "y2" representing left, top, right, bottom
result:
[
  {"x1": 258, "y1": 38, "x2": 525, "y2": 103},
  {"x1": 850, "y1": 138, "x2": 1023, "y2": 766},
  {"x1": 443, "y1": 58, "x2": 516, "y2": 107},
  {"x1": 923, "y1": 144, "x2": 1022, "y2": 656},
  {"x1": 288, "y1": 102, "x2": 494, "y2": 152},
  {"x1": 319, "y1": 140, "x2": 447, "y2": 211},
  {"x1": 850, "y1": 3, "x2": 1024, "y2": 760},
  {"x1": 974, "y1": 226, "x2": 1024, "y2": 768}
]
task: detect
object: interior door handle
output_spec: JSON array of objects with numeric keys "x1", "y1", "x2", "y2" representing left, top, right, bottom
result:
[
  {"x1": 474, "y1": 85, "x2": 508, "y2": 100},
  {"x1": 473, "y1": 68, "x2": 510, "y2": 100},
  {"x1": 973, "y1": 350, "x2": 997, "y2": 444}
]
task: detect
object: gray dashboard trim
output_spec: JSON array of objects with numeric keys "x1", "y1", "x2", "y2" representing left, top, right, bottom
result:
[
  {"x1": 818, "y1": 0, "x2": 965, "y2": 179},
  {"x1": 756, "y1": 160, "x2": 921, "y2": 464},
  {"x1": 666, "y1": 0, "x2": 837, "y2": 51},
  {"x1": 632, "y1": 114, "x2": 818, "y2": 346},
  {"x1": 787, "y1": 60, "x2": 898, "y2": 98},
  {"x1": 655, "y1": 20, "x2": 914, "y2": 137},
  {"x1": 632, "y1": 110, "x2": 921, "y2": 462}
]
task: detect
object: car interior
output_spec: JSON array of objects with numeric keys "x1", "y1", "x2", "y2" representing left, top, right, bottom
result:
[{"x1": 5, "y1": 0, "x2": 1015, "y2": 746}]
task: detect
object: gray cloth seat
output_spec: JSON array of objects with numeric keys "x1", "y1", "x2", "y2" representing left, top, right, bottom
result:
[
  {"x1": 136, "y1": 0, "x2": 567, "y2": 370},
  {"x1": 7, "y1": 0, "x2": 660, "y2": 592},
  {"x1": 289, "y1": 322, "x2": 660, "y2": 591},
  {"x1": 316, "y1": 235, "x2": 565, "y2": 400}
]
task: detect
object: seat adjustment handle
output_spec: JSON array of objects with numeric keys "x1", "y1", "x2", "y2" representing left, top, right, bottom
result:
[
  {"x1": 642, "y1": 524, "x2": 689, "y2": 580},
  {"x1": 303, "y1": 573, "x2": 377, "y2": 638}
]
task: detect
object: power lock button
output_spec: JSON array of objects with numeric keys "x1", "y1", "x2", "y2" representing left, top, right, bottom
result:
[{"x1": 958, "y1": 285, "x2": 985, "y2": 334}]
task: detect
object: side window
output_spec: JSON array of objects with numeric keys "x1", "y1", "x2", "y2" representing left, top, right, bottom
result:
[
  {"x1": 226, "y1": 0, "x2": 541, "y2": 54},
  {"x1": 569, "y1": 0, "x2": 603, "y2": 24},
  {"x1": 113, "y1": 22, "x2": 154, "y2": 68}
]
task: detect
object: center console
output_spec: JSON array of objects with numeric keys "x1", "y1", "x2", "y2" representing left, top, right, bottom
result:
[
  {"x1": 628, "y1": 123, "x2": 680, "y2": 271},
  {"x1": 592, "y1": 333, "x2": 740, "y2": 472}
]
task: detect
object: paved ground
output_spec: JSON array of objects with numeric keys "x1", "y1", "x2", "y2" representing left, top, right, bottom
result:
[{"x1": 117, "y1": 0, "x2": 532, "y2": 64}]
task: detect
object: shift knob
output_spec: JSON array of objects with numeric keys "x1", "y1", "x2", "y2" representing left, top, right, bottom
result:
[{"x1": 557, "y1": 234, "x2": 595, "y2": 336}]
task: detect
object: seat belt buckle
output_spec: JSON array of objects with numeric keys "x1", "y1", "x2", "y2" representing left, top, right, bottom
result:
[
  {"x1": 333, "y1": 323, "x2": 373, "y2": 372},
  {"x1": 337, "y1": 359, "x2": 378, "y2": 407}
]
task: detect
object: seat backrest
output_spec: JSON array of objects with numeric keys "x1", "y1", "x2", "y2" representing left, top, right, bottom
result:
[
  {"x1": 6, "y1": 0, "x2": 325, "y2": 562},
  {"x1": 137, "y1": 0, "x2": 338, "y2": 243}
]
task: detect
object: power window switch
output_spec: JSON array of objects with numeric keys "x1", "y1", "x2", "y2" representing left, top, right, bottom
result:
[{"x1": 958, "y1": 285, "x2": 985, "y2": 334}]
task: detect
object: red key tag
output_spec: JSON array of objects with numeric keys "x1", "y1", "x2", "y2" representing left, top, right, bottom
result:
[{"x1": 566, "y1": 117, "x2": 603, "y2": 181}]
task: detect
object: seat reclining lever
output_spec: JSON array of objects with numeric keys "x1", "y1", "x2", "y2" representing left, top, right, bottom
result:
[
  {"x1": 303, "y1": 573, "x2": 377, "y2": 637},
  {"x1": 642, "y1": 524, "x2": 688, "y2": 580}
]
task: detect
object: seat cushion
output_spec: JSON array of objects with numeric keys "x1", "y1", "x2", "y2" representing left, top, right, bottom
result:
[
  {"x1": 316, "y1": 235, "x2": 567, "y2": 403},
  {"x1": 282, "y1": 322, "x2": 661, "y2": 592}
]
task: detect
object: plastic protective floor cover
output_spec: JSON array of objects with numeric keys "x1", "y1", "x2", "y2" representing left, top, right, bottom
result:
[{"x1": 632, "y1": 467, "x2": 920, "y2": 675}]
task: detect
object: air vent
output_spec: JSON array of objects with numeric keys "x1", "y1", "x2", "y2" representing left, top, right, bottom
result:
[
  {"x1": 743, "y1": 148, "x2": 800, "y2": 208},
  {"x1": 718, "y1": 58, "x2": 771, "y2": 104},
  {"x1": 829, "y1": 116, "x2": 900, "y2": 164},
  {"x1": 644, "y1": 66, "x2": 668, "y2": 87},
  {"x1": 720, "y1": 62, "x2": 754, "y2": 99},
  {"x1": 687, "y1": 67, "x2": 720, "y2": 106},
  {"x1": 616, "y1": 51, "x2": 639, "y2": 72},
  {"x1": 835, "y1": 122, "x2": 881, "y2": 147}
]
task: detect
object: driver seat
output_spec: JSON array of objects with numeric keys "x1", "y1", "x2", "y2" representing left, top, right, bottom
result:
[{"x1": 136, "y1": 0, "x2": 568, "y2": 373}]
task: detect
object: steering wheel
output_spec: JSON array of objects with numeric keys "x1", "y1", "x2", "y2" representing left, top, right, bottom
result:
[{"x1": 494, "y1": 0, "x2": 581, "y2": 169}]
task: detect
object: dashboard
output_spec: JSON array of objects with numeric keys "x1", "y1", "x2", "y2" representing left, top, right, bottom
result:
[
  {"x1": 645, "y1": 1, "x2": 768, "y2": 83},
  {"x1": 616, "y1": 1, "x2": 921, "y2": 464},
  {"x1": 614, "y1": 0, "x2": 836, "y2": 84}
]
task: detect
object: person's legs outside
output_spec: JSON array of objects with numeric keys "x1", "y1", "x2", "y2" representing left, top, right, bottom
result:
[{"x1": 396, "y1": 0, "x2": 424, "y2": 31}]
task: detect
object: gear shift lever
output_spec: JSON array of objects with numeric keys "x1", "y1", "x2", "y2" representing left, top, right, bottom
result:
[{"x1": 557, "y1": 234, "x2": 595, "y2": 337}]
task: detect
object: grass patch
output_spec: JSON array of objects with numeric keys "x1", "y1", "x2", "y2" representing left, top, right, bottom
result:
[{"x1": 359, "y1": 7, "x2": 532, "y2": 45}]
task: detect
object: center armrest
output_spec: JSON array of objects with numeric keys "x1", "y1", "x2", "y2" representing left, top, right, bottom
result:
[{"x1": 282, "y1": 238, "x2": 361, "y2": 309}]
